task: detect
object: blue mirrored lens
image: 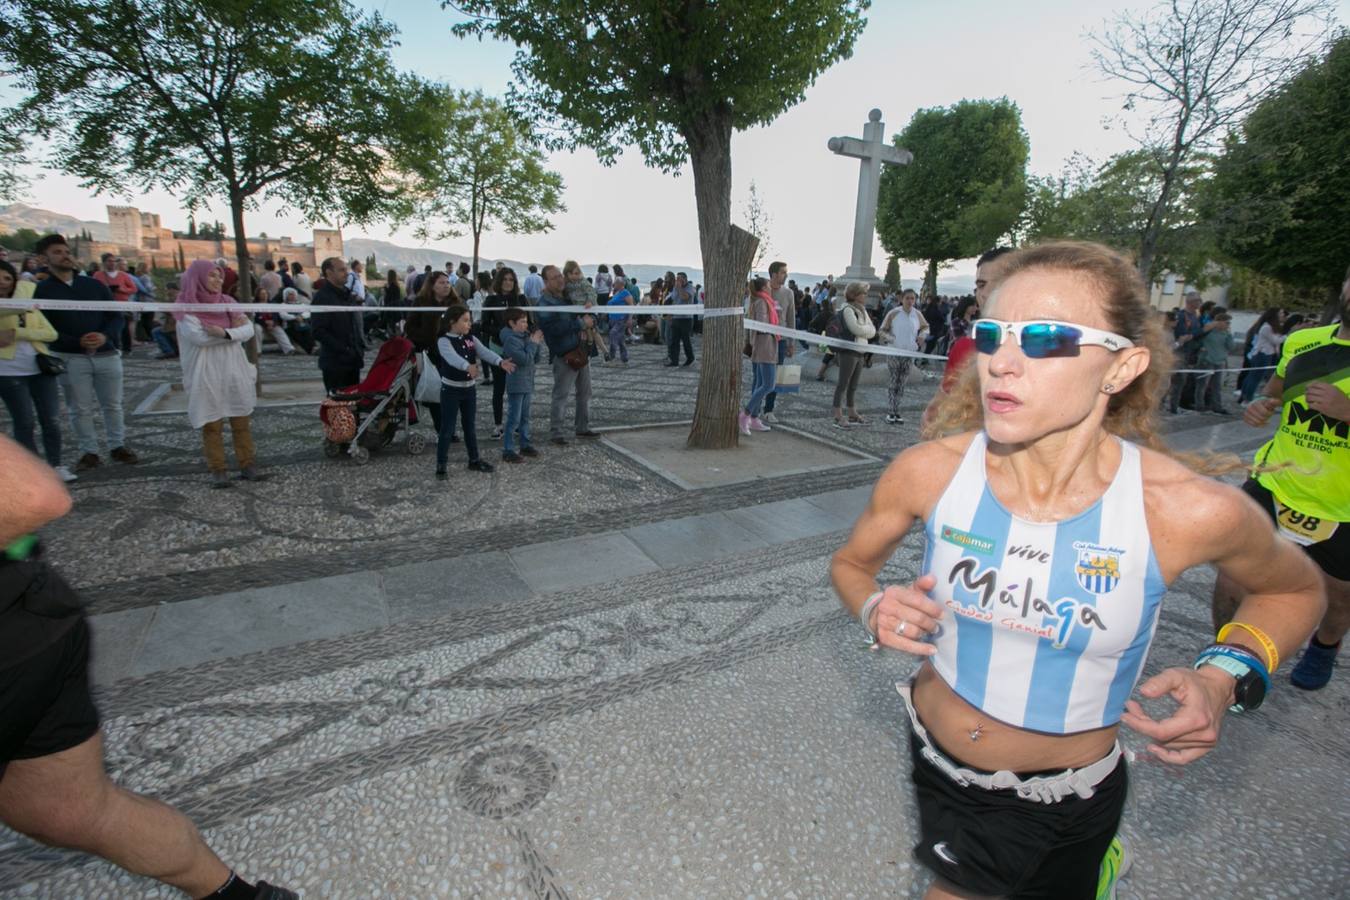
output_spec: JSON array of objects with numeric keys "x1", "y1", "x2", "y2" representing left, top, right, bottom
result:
[
  {"x1": 973, "y1": 321, "x2": 1003, "y2": 354},
  {"x1": 1021, "y1": 323, "x2": 1082, "y2": 358}
]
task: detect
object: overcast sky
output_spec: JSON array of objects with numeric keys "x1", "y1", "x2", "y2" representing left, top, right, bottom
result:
[{"x1": 15, "y1": 0, "x2": 1350, "y2": 284}]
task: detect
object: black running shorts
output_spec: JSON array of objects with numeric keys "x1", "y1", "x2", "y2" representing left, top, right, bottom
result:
[
  {"x1": 0, "y1": 617, "x2": 100, "y2": 780},
  {"x1": 1241, "y1": 479, "x2": 1350, "y2": 581},
  {"x1": 909, "y1": 723, "x2": 1128, "y2": 899}
]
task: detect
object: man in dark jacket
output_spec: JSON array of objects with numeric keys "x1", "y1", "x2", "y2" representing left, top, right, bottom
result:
[
  {"x1": 32, "y1": 235, "x2": 138, "y2": 471},
  {"x1": 535, "y1": 264, "x2": 597, "y2": 444},
  {"x1": 663, "y1": 272, "x2": 697, "y2": 366},
  {"x1": 311, "y1": 257, "x2": 365, "y2": 392}
]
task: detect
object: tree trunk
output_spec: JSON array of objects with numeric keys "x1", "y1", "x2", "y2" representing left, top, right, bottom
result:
[
  {"x1": 923, "y1": 259, "x2": 939, "y2": 300},
  {"x1": 1137, "y1": 145, "x2": 1184, "y2": 283},
  {"x1": 228, "y1": 195, "x2": 262, "y2": 397},
  {"x1": 685, "y1": 116, "x2": 758, "y2": 450},
  {"x1": 472, "y1": 229, "x2": 481, "y2": 287}
]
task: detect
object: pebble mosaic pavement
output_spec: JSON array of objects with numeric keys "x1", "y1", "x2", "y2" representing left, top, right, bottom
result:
[{"x1": 1, "y1": 339, "x2": 1346, "y2": 898}]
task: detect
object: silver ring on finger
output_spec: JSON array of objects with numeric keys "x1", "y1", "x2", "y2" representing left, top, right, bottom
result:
[{"x1": 895, "y1": 620, "x2": 907, "y2": 636}]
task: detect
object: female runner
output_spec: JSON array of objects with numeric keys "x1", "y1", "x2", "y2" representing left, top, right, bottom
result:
[{"x1": 831, "y1": 242, "x2": 1325, "y2": 899}]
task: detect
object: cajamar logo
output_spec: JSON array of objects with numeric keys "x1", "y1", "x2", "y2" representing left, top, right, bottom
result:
[{"x1": 940, "y1": 525, "x2": 995, "y2": 556}]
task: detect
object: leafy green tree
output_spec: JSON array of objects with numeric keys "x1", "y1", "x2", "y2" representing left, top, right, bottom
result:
[
  {"x1": 876, "y1": 98, "x2": 1028, "y2": 298},
  {"x1": 1023, "y1": 150, "x2": 1217, "y2": 286},
  {"x1": 1205, "y1": 33, "x2": 1350, "y2": 319},
  {"x1": 397, "y1": 86, "x2": 564, "y2": 283},
  {"x1": 0, "y1": 0, "x2": 412, "y2": 304},
  {"x1": 450, "y1": 0, "x2": 869, "y2": 449},
  {"x1": 883, "y1": 256, "x2": 901, "y2": 292},
  {"x1": 0, "y1": 227, "x2": 41, "y2": 252},
  {"x1": 1089, "y1": 0, "x2": 1335, "y2": 280}
]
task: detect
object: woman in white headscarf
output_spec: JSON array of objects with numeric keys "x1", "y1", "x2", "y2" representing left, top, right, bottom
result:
[{"x1": 175, "y1": 259, "x2": 263, "y2": 487}]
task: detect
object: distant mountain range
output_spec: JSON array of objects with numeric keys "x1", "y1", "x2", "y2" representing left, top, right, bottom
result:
[
  {"x1": 0, "y1": 203, "x2": 113, "y2": 240},
  {"x1": 0, "y1": 203, "x2": 975, "y2": 294}
]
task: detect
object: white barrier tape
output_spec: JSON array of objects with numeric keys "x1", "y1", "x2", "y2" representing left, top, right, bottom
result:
[
  {"x1": 0, "y1": 299, "x2": 725, "y2": 316},
  {"x1": 1171, "y1": 365, "x2": 1276, "y2": 375},
  {"x1": 701, "y1": 306, "x2": 750, "y2": 318},
  {"x1": 743, "y1": 318, "x2": 950, "y2": 362},
  {"x1": 3, "y1": 296, "x2": 1273, "y2": 374}
]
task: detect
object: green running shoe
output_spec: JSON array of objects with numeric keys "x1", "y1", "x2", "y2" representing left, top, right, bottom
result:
[{"x1": 1096, "y1": 835, "x2": 1130, "y2": 900}]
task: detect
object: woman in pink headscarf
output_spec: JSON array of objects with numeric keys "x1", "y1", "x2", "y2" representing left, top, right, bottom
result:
[{"x1": 175, "y1": 259, "x2": 262, "y2": 487}]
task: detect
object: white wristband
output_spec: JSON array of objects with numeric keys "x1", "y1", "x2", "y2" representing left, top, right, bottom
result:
[{"x1": 859, "y1": 590, "x2": 885, "y2": 646}]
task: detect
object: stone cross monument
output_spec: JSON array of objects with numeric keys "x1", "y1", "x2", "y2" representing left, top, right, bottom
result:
[{"x1": 828, "y1": 109, "x2": 911, "y2": 291}]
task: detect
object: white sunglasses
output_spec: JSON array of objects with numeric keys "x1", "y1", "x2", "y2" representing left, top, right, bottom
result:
[{"x1": 973, "y1": 319, "x2": 1135, "y2": 358}]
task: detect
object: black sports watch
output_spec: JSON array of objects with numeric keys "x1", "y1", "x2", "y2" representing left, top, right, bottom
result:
[{"x1": 1195, "y1": 652, "x2": 1268, "y2": 713}]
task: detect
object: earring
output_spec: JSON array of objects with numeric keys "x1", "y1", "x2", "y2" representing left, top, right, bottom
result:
[{"x1": 1103, "y1": 384, "x2": 1115, "y2": 394}]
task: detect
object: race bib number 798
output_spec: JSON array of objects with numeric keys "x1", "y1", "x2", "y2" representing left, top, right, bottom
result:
[{"x1": 1274, "y1": 502, "x2": 1339, "y2": 546}]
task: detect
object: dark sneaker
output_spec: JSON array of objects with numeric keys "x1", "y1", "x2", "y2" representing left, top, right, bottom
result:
[
  {"x1": 520, "y1": 446, "x2": 539, "y2": 458},
  {"x1": 76, "y1": 452, "x2": 101, "y2": 471},
  {"x1": 253, "y1": 882, "x2": 300, "y2": 900},
  {"x1": 576, "y1": 430, "x2": 601, "y2": 438},
  {"x1": 110, "y1": 446, "x2": 139, "y2": 464},
  {"x1": 238, "y1": 465, "x2": 269, "y2": 482},
  {"x1": 502, "y1": 451, "x2": 523, "y2": 464},
  {"x1": 1290, "y1": 641, "x2": 1339, "y2": 690},
  {"x1": 681, "y1": 358, "x2": 695, "y2": 366},
  {"x1": 468, "y1": 459, "x2": 495, "y2": 473},
  {"x1": 210, "y1": 471, "x2": 232, "y2": 489},
  {"x1": 435, "y1": 468, "x2": 448, "y2": 481},
  {"x1": 550, "y1": 436, "x2": 568, "y2": 446}
]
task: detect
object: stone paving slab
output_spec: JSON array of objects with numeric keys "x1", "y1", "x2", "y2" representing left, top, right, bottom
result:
[
  {"x1": 129, "y1": 571, "x2": 388, "y2": 676},
  {"x1": 801, "y1": 484, "x2": 872, "y2": 525},
  {"x1": 382, "y1": 551, "x2": 533, "y2": 624},
  {"x1": 87, "y1": 606, "x2": 156, "y2": 685},
  {"x1": 602, "y1": 421, "x2": 876, "y2": 490},
  {"x1": 722, "y1": 497, "x2": 860, "y2": 544},
  {"x1": 623, "y1": 511, "x2": 770, "y2": 568},
  {"x1": 507, "y1": 532, "x2": 661, "y2": 594}
]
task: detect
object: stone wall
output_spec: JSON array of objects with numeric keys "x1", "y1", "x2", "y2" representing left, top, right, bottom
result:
[{"x1": 77, "y1": 204, "x2": 344, "y2": 280}]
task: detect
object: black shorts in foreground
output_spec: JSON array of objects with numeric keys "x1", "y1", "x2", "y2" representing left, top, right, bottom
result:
[
  {"x1": 1241, "y1": 479, "x2": 1350, "y2": 581},
  {"x1": 908, "y1": 723, "x2": 1127, "y2": 899},
  {"x1": 0, "y1": 617, "x2": 100, "y2": 779}
]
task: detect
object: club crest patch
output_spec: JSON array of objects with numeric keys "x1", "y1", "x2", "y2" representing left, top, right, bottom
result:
[{"x1": 1074, "y1": 542, "x2": 1123, "y2": 594}]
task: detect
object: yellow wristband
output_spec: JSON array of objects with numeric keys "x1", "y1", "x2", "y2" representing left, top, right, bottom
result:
[{"x1": 1217, "y1": 622, "x2": 1279, "y2": 672}]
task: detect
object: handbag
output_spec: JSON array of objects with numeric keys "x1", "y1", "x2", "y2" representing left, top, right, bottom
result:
[
  {"x1": 414, "y1": 352, "x2": 441, "y2": 404},
  {"x1": 36, "y1": 353, "x2": 66, "y2": 377},
  {"x1": 562, "y1": 344, "x2": 589, "y2": 370},
  {"x1": 775, "y1": 363, "x2": 802, "y2": 395}
]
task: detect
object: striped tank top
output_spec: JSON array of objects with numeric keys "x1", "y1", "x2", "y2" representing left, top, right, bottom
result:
[{"x1": 922, "y1": 432, "x2": 1167, "y2": 734}]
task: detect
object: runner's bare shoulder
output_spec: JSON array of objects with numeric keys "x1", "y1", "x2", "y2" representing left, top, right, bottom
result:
[
  {"x1": 873, "y1": 431, "x2": 976, "y2": 523},
  {"x1": 1137, "y1": 444, "x2": 1253, "y2": 576}
]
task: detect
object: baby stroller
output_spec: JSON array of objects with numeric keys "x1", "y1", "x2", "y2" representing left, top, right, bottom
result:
[{"x1": 319, "y1": 336, "x2": 424, "y2": 465}]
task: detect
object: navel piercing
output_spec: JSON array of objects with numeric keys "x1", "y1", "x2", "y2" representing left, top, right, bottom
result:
[{"x1": 969, "y1": 722, "x2": 984, "y2": 742}]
